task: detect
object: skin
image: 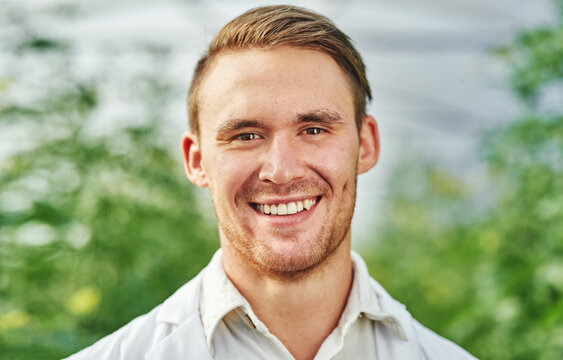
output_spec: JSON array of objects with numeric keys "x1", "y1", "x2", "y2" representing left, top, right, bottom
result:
[{"x1": 183, "y1": 46, "x2": 380, "y2": 360}]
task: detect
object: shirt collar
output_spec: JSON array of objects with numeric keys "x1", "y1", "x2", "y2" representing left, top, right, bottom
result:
[
  {"x1": 199, "y1": 250, "x2": 259, "y2": 353},
  {"x1": 348, "y1": 250, "x2": 408, "y2": 341},
  {"x1": 199, "y1": 249, "x2": 408, "y2": 353}
]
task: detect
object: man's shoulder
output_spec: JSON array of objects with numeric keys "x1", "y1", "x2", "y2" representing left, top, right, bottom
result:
[
  {"x1": 367, "y1": 276, "x2": 477, "y2": 360},
  {"x1": 64, "y1": 271, "x2": 206, "y2": 360}
]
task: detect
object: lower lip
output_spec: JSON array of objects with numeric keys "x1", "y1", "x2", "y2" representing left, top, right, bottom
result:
[{"x1": 251, "y1": 199, "x2": 320, "y2": 226}]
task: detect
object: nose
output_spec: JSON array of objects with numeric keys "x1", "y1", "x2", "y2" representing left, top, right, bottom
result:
[{"x1": 258, "y1": 134, "x2": 306, "y2": 184}]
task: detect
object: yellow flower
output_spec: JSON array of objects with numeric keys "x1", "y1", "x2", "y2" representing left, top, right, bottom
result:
[
  {"x1": 0, "y1": 309, "x2": 30, "y2": 329},
  {"x1": 66, "y1": 286, "x2": 101, "y2": 315}
]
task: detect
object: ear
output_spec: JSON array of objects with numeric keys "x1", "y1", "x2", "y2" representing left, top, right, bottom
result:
[
  {"x1": 357, "y1": 115, "x2": 380, "y2": 174},
  {"x1": 182, "y1": 131, "x2": 209, "y2": 188}
]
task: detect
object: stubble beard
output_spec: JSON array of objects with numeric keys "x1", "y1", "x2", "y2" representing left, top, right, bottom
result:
[{"x1": 212, "y1": 177, "x2": 357, "y2": 280}]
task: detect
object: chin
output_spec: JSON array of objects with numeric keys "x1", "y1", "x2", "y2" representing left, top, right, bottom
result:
[{"x1": 247, "y1": 231, "x2": 346, "y2": 279}]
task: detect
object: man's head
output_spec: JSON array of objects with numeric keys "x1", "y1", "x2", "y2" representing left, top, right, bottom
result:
[
  {"x1": 182, "y1": 6, "x2": 379, "y2": 279},
  {"x1": 187, "y1": 5, "x2": 372, "y2": 137}
]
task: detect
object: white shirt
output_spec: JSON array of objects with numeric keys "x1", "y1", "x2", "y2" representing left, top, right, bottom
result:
[
  {"x1": 200, "y1": 250, "x2": 402, "y2": 359},
  {"x1": 66, "y1": 250, "x2": 477, "y2": 360}
]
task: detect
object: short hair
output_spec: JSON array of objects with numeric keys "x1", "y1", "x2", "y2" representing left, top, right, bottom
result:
[{"x1": 187, "y1": 5, "x2": 372, "y2": 136}]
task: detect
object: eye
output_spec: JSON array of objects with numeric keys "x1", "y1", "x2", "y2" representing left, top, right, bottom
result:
[
  {"x1": 303, "y1": 127, "x2": 325, "y2": 135},
  {"x1": 235, "y1": 133, "x2": 261, "y2": 141}
]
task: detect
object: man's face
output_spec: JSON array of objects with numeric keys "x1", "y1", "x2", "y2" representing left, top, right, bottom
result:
[{"x1": 184, "y1": 46, "x2": 378, "y2": 276}]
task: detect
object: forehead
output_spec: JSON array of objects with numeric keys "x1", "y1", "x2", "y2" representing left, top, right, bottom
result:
[{"x1": 197, "y1": 47, "x2": 355, "y2": 134}]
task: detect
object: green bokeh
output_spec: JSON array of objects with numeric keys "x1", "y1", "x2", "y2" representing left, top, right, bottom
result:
[{"x1": 364, "y1": 3, "x2": 563, "y2": 358}]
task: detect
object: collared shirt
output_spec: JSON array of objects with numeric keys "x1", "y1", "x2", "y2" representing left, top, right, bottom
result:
[
  {"x1": 200, "y1": 250, "x2": 406, "y2": 360},
  {"x1": 66, "y1": 249, "x2": 477, "y2": 360}
]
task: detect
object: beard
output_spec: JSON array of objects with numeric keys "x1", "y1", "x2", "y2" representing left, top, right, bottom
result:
[{"x1": 211, "y1": 176, "x2": 357, "y2": 280}]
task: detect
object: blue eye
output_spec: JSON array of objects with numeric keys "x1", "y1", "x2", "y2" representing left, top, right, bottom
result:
[
  {"x1": 304, "y1": 128, "x2": 325, "y2": 135},
  {"x1": 236, "y1": 133, "x2": 260, "y2": 141}
]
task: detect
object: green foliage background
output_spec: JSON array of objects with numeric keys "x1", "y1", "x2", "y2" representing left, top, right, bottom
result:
[
  {"x1": 363, "y1": 3, "x2": 563, "y2": 359},
  {"x1": 0, "y1": 5, "x2": 218, "y2": 359},
  {"x1": 1, "y1": 2, "x2": 562, "y2": 359}
]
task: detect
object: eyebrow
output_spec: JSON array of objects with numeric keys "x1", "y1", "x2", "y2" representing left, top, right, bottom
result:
[
  {"x1": 216, "y1": 119, "x2": 263, "y2": 138},
  {"x1": 296, "y1": 109, "x2": 343, "y2": 125}
]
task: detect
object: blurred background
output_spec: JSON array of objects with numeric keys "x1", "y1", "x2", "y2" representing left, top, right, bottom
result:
[{"x1": 0, "y1": 0, "x2": 561, "y2": 359}]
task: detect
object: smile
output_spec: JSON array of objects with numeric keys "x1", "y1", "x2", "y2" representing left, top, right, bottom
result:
[{"x1": 251, "y1": 197, "x2": 318, "y2": 216}]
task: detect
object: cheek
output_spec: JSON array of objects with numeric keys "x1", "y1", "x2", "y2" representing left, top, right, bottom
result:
[
  {"x1": 204, "y1": 152, "x2": 256, "y2": 197},
  {"x1": 307, "y1": 139, "x2": 359, "y2": 180}
]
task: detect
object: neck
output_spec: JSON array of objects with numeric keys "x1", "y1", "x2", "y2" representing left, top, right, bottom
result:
[{"x1": 221, "y1": 237, "x2": 353, "y2": 360}]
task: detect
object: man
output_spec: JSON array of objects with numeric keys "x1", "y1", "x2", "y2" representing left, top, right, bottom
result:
[{"x1": 68, "y1": 5, "x2": 476, "y2": 360}]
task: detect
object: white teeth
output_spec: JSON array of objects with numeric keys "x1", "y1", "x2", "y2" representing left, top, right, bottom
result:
[
  {"x1": 255, "y1": 198, "x2": 317, "y2": 216},
  {"x1": 287, "y1": 202, "x2": 297, "y2": 215}
]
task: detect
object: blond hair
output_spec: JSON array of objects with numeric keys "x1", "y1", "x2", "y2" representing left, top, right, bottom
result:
[{"x1": 187, "y1": 5, "x2": 371, "y2": 135}]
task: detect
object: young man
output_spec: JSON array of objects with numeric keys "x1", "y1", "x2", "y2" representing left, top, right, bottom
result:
[{"x1": 68, "y1": 5, "x2": 476, "y2": 360}]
